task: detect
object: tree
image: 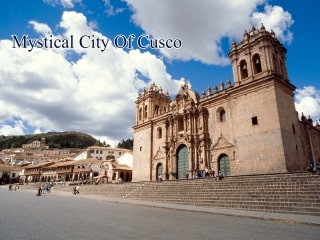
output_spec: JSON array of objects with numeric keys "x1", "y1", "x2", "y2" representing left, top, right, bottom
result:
[
  {"x1": 94, "y1": 140, "x2": 104, "y2": 146},
  {"x1": 117, "y1": 138, "x2": 133, "y2": 150}
]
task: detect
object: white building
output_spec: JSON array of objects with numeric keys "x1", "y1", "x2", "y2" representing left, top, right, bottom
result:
[{"x1": 87, "y1": 146, "x2": 132, "y2": 161}]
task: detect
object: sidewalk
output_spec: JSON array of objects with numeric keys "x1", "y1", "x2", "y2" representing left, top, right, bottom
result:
[{"x1": 51, "y1": 190, "x2": 320, "y2": 226}]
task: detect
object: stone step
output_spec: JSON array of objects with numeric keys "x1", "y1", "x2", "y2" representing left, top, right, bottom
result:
[
  {"x1": 124, "y1": 198, "x2": 320, "y2": 213},
  {"x1": 22, "y1": 172, "x2": 320, "y2": 215}
]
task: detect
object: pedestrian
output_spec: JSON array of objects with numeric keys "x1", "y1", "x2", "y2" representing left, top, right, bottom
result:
[
  {"x1": 72, "y1": 186, "x2": 77, "y2": 195},
  {"x1": 205, "y1": 167, "x2": 209, "y2": 177},
  {"x1": 309, "y1": 162, "x2": 313, "y2": 173},
  {"x1": 218, "y1": 171, "x2": 224, "y2": 180},
  {"x1": 36, "y1": 186, "x2": 42, "y2": 196},
  {"x1": 8, "y1": 184, "x2": 12, "y2": 191},
  {"x1": 211, "y1": 166, "x2": 215, "y2": 178},
  {"x1": 46, "y1": 184, "x2": 50, "y2": 193}
]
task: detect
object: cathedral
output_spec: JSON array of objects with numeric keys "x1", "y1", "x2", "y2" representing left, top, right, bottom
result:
[{"x1": 132, "y1": 25, "x2": 320, "y2": 182}]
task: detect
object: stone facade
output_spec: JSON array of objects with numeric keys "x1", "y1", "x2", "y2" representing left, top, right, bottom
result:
[{"x1": 132, "y1": 25, "x2": 320, "y2": 182}]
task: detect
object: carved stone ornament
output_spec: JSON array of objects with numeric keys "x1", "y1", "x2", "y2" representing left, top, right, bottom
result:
[
  {"x1": 153, "y1": 147, "x2": 165, "y2": 160},
  {"x1": 211, "y1": 135, "x2": 234, "y2": 150}
]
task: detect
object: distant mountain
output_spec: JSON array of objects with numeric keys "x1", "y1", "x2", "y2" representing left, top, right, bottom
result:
[{"x1": 0, "y1": 131, "x2": 98, "y2": 150}]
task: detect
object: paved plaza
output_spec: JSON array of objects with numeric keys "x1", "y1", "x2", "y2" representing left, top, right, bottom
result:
[{"x1": 0, "y1": 186, "x2": 319, "y2": 240}]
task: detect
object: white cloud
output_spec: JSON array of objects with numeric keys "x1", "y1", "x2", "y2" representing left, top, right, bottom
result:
[
  {"x1": 29, "y1": 21, "x2": 52, "y2": 35},
  {"x1": 0, "y1": 120, "x2": 25, "y2": 136},
  {"x1": 295, "y1": 86, "x2": 320, "y2": 123},
  {"x1": 43, "y1": 0, "x2": 81, "y2": 8},
  {"x1": 124, "y1": 0, "x2": 293, "y2": 65},
  {"x1": 251, "y1": 5, "x2": 294, "y2": 43},
  {"x1": 0, "y1": 11, "x2": 182, "y2": 145},
  {"x1": 34, "y1": 128, "x2": 45, "y2": 134},
  {"x1": 103, "y1": 0, "x2": 125, "y2": 16}
]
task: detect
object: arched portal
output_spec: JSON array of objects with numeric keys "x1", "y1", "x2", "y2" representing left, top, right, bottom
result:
[
  {"x1": 176, "y1": 145, "x2": 189, "y2": 179},
  {"x1": 218, "y1": 154, "x2": 231, "y2": 176},
  {"x1": 120, "y1": 172, "x2": 124, "y2": 180},
  {"x1": 156, "y1": 163, "x2": 163, "y2": 180}
]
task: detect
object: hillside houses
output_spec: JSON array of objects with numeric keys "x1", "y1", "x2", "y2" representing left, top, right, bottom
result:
[{"x1": 0, "y1": 139, "x2": 133, "y2": 184}]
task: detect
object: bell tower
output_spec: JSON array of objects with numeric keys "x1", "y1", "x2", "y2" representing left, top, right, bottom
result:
[
  {"x1": 229, "y1": 24, "x2": 289, "y2": 86},
  {"x1": 133, "y1": 83, "x2": 171, "y2": 182},
  {"x1": 227, "y1": 24, "x2": 306, "y2": 172},
  {"x1": 135, "y1": 83, "x2": 171, "y2": 125}
]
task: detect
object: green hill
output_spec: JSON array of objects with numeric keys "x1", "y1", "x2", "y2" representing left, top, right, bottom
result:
[{"x1": 0, "y1": 131, "x2": 97, "y2": 150}]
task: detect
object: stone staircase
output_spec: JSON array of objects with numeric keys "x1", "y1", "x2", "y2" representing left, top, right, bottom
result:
[
  {"x1": 46, "y1": 172, "x2": 320, "y2": 215},
  {"x1": 52, "y1": 182, "x2": 143, "y2": 198},
  {"x1": 124, "y1": 173, "x2": 320, "y2": 215}
]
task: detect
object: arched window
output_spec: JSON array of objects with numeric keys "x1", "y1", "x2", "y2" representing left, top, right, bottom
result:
[
  {"x1": 220, "y1": 110, "x2": 226, "y2": 122},
  {"x1": 139, "y1": 108, "x2": 142, "y2": 121},
  {"x1": 252, "y1": 54, "x2": 262, "y2": 74},
  {"x1": 157, "y1": 127, "x2": 162, "y2": 139},
  {"x1": 144, "y1": 105, "x2": 147, "y2": 119},
  {"x1": 154, "y1": 105, "x2": 159, "y2": 116},
  {"x1": 240, "y1": 60, "x2": 248, "y2": 79},
  {"x1": 217, "y1": 108, "x2": 226, "y2": 122}
]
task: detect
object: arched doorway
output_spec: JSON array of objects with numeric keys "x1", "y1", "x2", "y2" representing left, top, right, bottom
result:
[
  {"x1": 177, "y1": 145, "x2": 189, "y2": 179},
  {"x1": 120, "y1": 172, "x2": 124, "y2": 180},
  {"x1": 218, "y1": 154, "x2": 231, "y2": 176},
  {"x1": 156, "y1": 163, "x2": 163, "y2": 180}
]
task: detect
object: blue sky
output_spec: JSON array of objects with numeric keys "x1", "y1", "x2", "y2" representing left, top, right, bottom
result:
[{"x1": 0, "y1": 0, "x2": 319, "y2": 146}]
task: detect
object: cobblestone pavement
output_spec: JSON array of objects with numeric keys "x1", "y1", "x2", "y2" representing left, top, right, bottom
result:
[{"x1": 1, "y1": 185, "x2": 319, "y2": 240}]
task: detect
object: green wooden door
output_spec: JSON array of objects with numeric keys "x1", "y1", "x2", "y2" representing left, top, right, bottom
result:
[
  {"x1": 219, "y1": 155, "x2": 231, "y2": 176},
  {"x1": 157, "y1": 163, "x2": 163, "y2": 179},
  {"x1": 177, "y1": 145, "x2": 189, "y2": 179}
]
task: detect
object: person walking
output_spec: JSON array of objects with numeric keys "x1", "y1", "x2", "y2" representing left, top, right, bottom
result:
[
  {"x1": 218, "y1": 171, "x2": 224, "y2": 180},
  {"x1": 205, "y1": 167, "x2": 209, "y2": 177},
  {"x1": 211, "y1": 166, "x2": 215, "y2": 178},
  {"x1": 36, "y1": 186, "x2": 42, "y2": 196}
]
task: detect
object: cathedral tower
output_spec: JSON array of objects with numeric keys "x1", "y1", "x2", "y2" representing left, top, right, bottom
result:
[
  {"x1": 133, "y1": 83, "x2": 171, "y2": 181},
  {"x1": 225, "y1": 24, "x2": 305, "y2": 173}
]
